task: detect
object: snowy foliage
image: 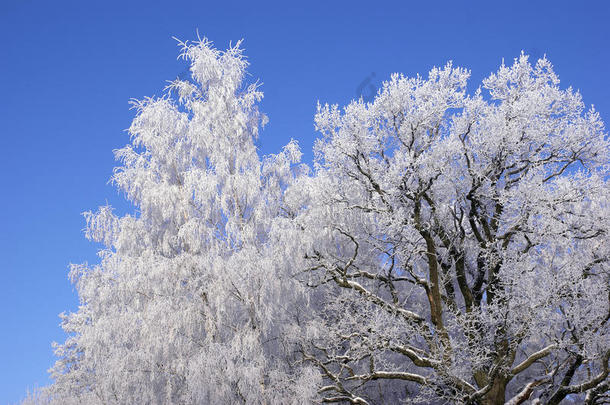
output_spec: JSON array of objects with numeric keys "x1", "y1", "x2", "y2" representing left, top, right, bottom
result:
[
  {"x1": 32, "y1": 38, "x2": 318, "y2": 405},
  {"x1": 26, "y1": 40, "x2": 609, "y2": 404}
]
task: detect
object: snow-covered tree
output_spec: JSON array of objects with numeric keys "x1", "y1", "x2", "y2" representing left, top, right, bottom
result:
[
  {"x1": 286, "y1": 54, "x2": 610, "y2": 404},
  {"x1": 37, "y1": 38, "x2": 318, "y2": 404},
  {"x1": 27, "y1": 39, "x2": 608, "y2": 405}
]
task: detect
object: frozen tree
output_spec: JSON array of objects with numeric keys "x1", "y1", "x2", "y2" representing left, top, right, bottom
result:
[
  {"x1": 26, "y1": 39, "x2": 609, "y2": 405},
  {"x1": 285, "y1": 54, "x2": 609, "y2": 404},
  {"x1": 38, "y1": 38, "x2": 319, "y2": 404}
]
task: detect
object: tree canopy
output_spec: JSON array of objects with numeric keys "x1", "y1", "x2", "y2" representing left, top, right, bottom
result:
[{"x1": 26, "y1": 38, "x2": 609, "y2": 404}]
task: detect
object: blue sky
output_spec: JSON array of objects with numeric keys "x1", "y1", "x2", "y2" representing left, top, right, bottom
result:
[{"x1": 1, "y1": 0, "x2": 609, "y2": 402}]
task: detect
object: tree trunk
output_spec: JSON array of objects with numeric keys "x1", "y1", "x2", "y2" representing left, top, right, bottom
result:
[{"x1": 482, "y1": 378, "x2": 507, "y2": 405}]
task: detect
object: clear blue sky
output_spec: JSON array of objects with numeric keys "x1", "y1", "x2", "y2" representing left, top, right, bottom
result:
[{"x1": 1, "y1": 0, "x2": 609, "y2": 402}]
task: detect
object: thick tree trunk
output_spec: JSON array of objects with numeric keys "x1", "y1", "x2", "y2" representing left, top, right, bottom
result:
[{"x1": 482, "y1": 378, "x2": 507, "y2": 405}]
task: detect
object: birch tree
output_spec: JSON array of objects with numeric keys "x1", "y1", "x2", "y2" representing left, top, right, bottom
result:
[{"x1": 41, "y1": 38, "x2": 318, "y2": 405}]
